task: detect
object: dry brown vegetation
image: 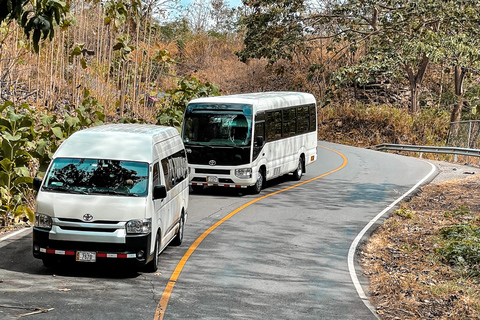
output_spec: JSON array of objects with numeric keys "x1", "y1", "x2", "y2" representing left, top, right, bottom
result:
[{"x1": 362, "y1": 176, "x2": 480, "y2": 319}]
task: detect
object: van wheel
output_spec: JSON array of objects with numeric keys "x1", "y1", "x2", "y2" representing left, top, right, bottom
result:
[
  {"x1": 292, "y1": 158, "x2": 303, "y2": 181},
  {"x1": 251, "y1": 169, "x2": 265, "y2": 194},
  {"x1": 171, "y1": 215, "x2": 184, "y2": 246},
  {"x1": 146, "y1": 234, "x2": 160, "y2": 272}
]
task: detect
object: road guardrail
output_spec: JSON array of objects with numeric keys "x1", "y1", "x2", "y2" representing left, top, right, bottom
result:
[{"x1": 372, "y1": 143, "x2": 480, "y2": 163}]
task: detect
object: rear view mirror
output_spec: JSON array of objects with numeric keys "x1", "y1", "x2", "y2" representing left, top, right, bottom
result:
[
  {"x1": 33, "y1": 177, "x2": 42, "y2": 191},
  {"x1": 153, "y1": 185, "x2": 167, "y2": 200},
  {"x1": 256, "y1": 136, "x2": 264, "y2": 146}
]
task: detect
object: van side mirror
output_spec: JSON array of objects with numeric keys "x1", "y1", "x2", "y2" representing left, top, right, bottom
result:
[
  {"x1": 256, "y1": 136, "x2": 264, "y2": 146},
  {"x1": 153, "y1": 185, "x2": 167, "y2": 200},
  {"x1": 33, "y1": 177, "x2": 42, "y2": 191}
]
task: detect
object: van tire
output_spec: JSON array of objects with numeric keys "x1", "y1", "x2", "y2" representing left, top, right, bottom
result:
[
  {"x1": 292, "y1": 157, "x2": 303, "y2": 181},
  {"x1": 171, "y1": 214, "x2": 184, "y2": 246},
  {"x1": 146, "y1": 233, "x2": 160, "y2": 272}
]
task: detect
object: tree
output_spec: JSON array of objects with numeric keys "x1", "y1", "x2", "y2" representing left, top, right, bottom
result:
[
  {"x1": 1, "y1": 0, "x2": 70, "y2": 53},
  {"x1": 236, "y1": 0, "x2": 306, "y2": 64}
]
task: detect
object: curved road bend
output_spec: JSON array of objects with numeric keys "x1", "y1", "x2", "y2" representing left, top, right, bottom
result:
[
  {"x1": 156, "y1": 141, "x2": 436, "y2": 319},
  {"x1": 0, "y1": 141, "x2": 436, "y2": 320}
]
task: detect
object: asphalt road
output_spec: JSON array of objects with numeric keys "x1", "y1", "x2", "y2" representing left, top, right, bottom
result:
[{"x1": 0, "y1": 141, "x2": 437, "y2": 320}]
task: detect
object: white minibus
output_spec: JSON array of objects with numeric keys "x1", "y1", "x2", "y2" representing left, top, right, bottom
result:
[
  {"x1": 32, "y1": 124, "x2": 189, "y2": 272},
  {"x1": 181, "y1": 91, "x2": 317, "y2": 193}
]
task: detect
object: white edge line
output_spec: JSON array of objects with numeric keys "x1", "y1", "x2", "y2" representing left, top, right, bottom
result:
[
  {"x1": 347, "y1": 161, "x2": 437, "y2": 318},
  {"x1": 0, "y1": 227, "x2": 31, "y2": 242}
]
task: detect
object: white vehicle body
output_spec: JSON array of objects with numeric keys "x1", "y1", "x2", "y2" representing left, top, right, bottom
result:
[
  {"x1": 33, "y1": 124, "x2": 189, "y2": 270},
  {"x1": 181, "y1": 92, "x2": 317, "y2": 193}
]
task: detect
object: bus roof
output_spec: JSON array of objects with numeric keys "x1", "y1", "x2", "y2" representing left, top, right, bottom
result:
[
  {"x1": 188, "y1": 92, "x2": 316, "y2": 112},
  {"x1": 53, "y1": 124, "x2": 179, "y2": 162}
]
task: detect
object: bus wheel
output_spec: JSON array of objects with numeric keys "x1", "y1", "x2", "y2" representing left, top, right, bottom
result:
[
  {"x1": 292, "y1": 158, "x2": 303, "y2": 181},
  {"x1": 146, "y1": 233, "x2": 160, "y2": 272},
  {"x1": 251, "y1": 169, "x2": 264, "y2": 194}
]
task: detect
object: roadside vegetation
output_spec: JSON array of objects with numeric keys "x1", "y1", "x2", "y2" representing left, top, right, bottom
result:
[
  {"x1": 2, "y1": 0, "x2": 480, "y2": 317},
  {"x1": 362, "y1": 177, "x2": 480, "y2": 319}
]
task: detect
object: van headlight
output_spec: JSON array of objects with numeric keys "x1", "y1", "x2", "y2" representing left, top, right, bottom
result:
[
  {"x1": 235, "y1": 168, "x2": 252, "y2": 179},
  {"x1": 126, "y1": 218, "x2": 151, "y2": 234},
  {"x1": 34, "y1": 213, "x2": 52, "y2": 230}
]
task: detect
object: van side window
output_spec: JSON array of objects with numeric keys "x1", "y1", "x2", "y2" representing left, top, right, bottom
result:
[
  {"x1": 161, "y1": 158, "x2": 172, "y2": 190},
  {"x1": 153, "y1": 162, "x2": 160, "y2": 186},
  {"x1": 160, "y1": 149, "x2": 188, "y2": 190}
]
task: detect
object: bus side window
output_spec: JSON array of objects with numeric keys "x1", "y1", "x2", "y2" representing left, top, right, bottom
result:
[
  {"x1": 282, "y1": 108, "x2": 296, "y2": 138},
  {"x1": 309, "y1": 104, "x2": 316, "y2": 132},
  {"x1": 254, "y1": 121, "x2": 265, "y2": 146},
  {"x1": 297, "y1": 105, "x2": 309, "y2": 134}
]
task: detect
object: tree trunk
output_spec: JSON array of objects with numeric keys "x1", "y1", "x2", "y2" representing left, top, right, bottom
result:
[
  {"x1": 403, "y1": 54, "x2": 429, "y2": 113},
  {"x1": 449, "y1": 65, "x2": 467, "y2": 136}
]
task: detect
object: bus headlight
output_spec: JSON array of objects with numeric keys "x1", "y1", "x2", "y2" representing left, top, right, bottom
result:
[
  {"x1": 34, "y1": 213, "x2": 52, "y2": 230},
  {"x1": 126, "y1": 218, "x2": 151, "y2": 234},
  {"x1": 235, "y1": 168, "x2": 252, "y2": 179}
]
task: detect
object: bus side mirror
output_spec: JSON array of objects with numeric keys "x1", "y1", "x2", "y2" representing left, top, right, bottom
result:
[
  {"x1": 256, "y1": 136, "x2": 264, "y2": 146},
  {"x1": 33, "y1": 177, "x2": 42, "y2": 191},
  {"x1": 153, "y1": 185, "x2": 167, "y2": 200}
]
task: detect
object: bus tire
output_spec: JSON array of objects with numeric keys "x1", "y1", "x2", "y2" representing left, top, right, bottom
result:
[
  {"x1": 171, "y1": 213, "x2": 184, "y2": 246},
  {"x1": 146, "y1": 232, "x2": 160, "y2": 272},
  {"x1": 292, "y1": 158, "x2": 303, "y2": 181},
  {"x1": 251, "y1": 168, "x2": 265, "y2": 194}
]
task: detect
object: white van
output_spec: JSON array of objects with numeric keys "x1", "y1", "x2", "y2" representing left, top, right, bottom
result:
[{"x1": 32, "y1": 124, "x2": 189, "y2": 272}]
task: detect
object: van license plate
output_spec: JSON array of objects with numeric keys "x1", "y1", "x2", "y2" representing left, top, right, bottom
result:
[
  {"x1": 76, "y1": 251, "x2": 96, "y2": 262},
  {"x1": 207, "y1": 176, "x2": 218, "y2": 183}
]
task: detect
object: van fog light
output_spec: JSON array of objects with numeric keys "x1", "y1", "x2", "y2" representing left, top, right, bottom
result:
[
  {"x1": 34, "y1": 244, "x2": 40, "y2": 252},
  {"x1": 235, "y1": 168, "x2": 252, "y2": 179},
  {"x1": 137, "y1": 250, "x2": 145, "y2": 259}
]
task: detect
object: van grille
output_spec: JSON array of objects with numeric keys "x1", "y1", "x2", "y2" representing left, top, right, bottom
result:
[
  {"x1": 195, "y1": 168, "x2": 230, "y2": 175},
  {"x1": 59, "y1": 226, "x2": 117, "y2": 233}
]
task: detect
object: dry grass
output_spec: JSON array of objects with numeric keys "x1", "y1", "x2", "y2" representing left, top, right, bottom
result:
[{"x1": 362, "y1": 176, "x2": 480, "y2": 319}]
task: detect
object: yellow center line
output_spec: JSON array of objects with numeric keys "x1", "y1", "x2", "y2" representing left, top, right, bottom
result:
[{"x1": 154, "y1": 145, "x2": 348, "y2": 320}]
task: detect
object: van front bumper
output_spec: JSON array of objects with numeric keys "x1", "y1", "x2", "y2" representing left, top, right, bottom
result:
[{"x1": 33, "y1": 227, "x2": 152, "y2": 266}]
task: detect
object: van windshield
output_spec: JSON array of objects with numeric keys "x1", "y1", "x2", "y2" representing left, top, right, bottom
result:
[{"x1": 43, "y1": 158, "x2": 149, "y2": 197}]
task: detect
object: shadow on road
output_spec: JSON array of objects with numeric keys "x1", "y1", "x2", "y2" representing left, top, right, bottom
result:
[{"x1": 0, "y1": 233, "x2": 141, "y2": 279}]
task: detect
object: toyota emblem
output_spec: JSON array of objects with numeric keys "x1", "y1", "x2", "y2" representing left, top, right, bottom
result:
[
  {"x1": 209, "y1": 160, "x2": 216, "y2": 166},
  {"x1": 83, "y1": 214, "x2": 94, "y2": 222}
]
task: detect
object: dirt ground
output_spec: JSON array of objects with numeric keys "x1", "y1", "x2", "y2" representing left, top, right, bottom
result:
[{"x1": 362, "y1": 160, "x2": 480, "y2": 319}]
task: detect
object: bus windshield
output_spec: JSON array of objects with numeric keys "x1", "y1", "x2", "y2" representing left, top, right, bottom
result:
[
  {"x1": 43, "y1": 158, "x2": 149, "y2": 197},
  {"x1": 182, "y1": 104, "x2": 253, "y2": 147}
]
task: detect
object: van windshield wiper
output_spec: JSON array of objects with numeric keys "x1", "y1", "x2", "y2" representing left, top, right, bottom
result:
[
  {"x1": 42, "y1": 186, "x2": 88, "y2": 194},
  {"x1": 89, "y1": 189, "x2": 139, "y2": 197}
]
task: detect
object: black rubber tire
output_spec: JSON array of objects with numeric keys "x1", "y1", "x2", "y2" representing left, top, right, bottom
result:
[
  {"x1": 251, "y1": 169, "x2": 265, "y2": 194},
  {"x1": 171, "y1": 215, "x2": 184, "y2": 246},
  {"x1": 145, "y1": 234, "x2": 160, "y2": 272},
  {"x1": 292, "y1": 158, "x2": 303, "y2": 181}
]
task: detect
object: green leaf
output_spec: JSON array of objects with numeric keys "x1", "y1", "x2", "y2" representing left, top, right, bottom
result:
[
  {"x1": 13, "y1": 166, "x2": 31, "y2": 178},
  {"x1": 51, "y1": 127, "x2": 63, "y2": 139}
]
